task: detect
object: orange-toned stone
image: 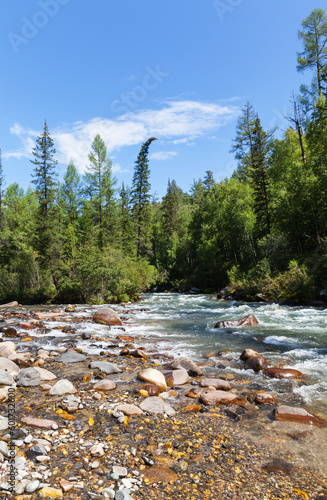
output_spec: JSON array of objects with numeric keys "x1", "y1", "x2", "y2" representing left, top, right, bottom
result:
[{"x1": 142, "y1": 466, "x2": 178, "y2": 484}]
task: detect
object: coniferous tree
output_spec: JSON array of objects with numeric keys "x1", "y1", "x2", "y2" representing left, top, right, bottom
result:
[
  {"x1": 203, "y1": 170, "x2": 215, "y2": 192},
  {"x1": 250, "y1": 117, "x2": 271, "y2": 238},
  {"x1": 84, "y1": 134, "x2": 116, "y2": 249},
  {"x1": 131, "y1": 137, "x2": 157, "y2": 257},
  {"x1": 231, "y1": 102, "x2": 257, "y2": 181},
  {"x1": 119, "y1": 183, "x2": 135, "y2": 255},
  {"x1": 61, "y1": 162, "x2": 82, "y2": 226},
  {"x1": 31, "y1": 120, "x2": 60, "y2": 269},
  {"x1": 297, "y1": 8, "x2": 327, "y2": 102}
]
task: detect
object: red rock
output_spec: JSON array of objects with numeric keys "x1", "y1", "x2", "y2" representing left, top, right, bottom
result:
[
  {"x1": 200, "y1": 378, "x2": 231, "y2": 391},
  {"x1": 263, "y1": 367, "x2": 303, "y2": 379},
  {"x1": 21, "y1": 417, "x2": 58, "y2": 429},
  {"x1": 273, "y1": 405, "x2": 325, "y2": 427},
  {"x1": 19, "y1": 323, "x2": 37, "y2": 330},
  {"x1": 139, "y1": 383, "x2": 160, "y2": 396},
  {"x1": 215, "y1": 314, "x2": 259, "y2": 328},
  {"x1": 200, "y1": 390, "x2": 246, "y2": 406},
  {"x1": 168, "y1": 357, "x2": 203, "y2": 376},
  {"x1": 142, "y1": 466, "x2": 178, "y2": 484},
  {"x1": 117, "y1": 335, "x2": 134, "y2": 341},
  {"x1": 254, "y1": 392, "x2": 277, "y2": 405},
  {"x1": 93, "y1": 308, "x2": 122, "y2": 326}
]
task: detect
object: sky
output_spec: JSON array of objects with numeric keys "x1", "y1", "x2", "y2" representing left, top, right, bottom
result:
[{"x1": 0, "y1": 0, "x2": 321, "y2": 198}]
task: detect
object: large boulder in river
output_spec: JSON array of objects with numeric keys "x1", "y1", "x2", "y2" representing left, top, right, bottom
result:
[
  {"x1": 240, "y1": 348, "x2": 261, "y2": 361},
  {"x1": 214, "y1": 314, "x2": 258, "y2": 328},
  {"x1": 200, "y1": 378, "x2": 231, "y2": 391},
  {"x1": 263, "y1": 367, "x2": 303, "y2": 379},
  {"x1": 138, "y1": 368, "x2": 167, "y2": 392},
  {"x1": 273, "y1": 405, "x2": 325, "y2": 427},
  {"x1": 93, "y1": 308, "x2": 122, "y2": 326},
  {"x1": 244, "y1": 355, "x2": 268, "y2": 373},
  {"x1": 0, "y1": 301, "x2": 18, "y2": 308},
  {"x1": 16, "y1": 368, "x2": 41, "y2": 387},
  {"x1": 0, "y1": 358, "x2": 19, "y2": 377}
]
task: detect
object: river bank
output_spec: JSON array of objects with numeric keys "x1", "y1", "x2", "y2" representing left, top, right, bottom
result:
[{"x1": 0, "y1": 298, "x2": 326, "y2": 499}]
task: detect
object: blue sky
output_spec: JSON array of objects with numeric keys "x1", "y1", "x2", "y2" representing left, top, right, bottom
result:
[{"x1": 0, "y1": 0, "x2": 320, "y2": 198}]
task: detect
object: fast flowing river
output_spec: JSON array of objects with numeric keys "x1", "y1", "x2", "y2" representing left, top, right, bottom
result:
[{"x1": 128, "y1": 293, "x2": 327, "y2": 416}]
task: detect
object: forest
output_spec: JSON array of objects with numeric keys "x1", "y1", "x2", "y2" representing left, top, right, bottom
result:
[{"x1": 0, "y1": 8, "x2": 327, "y2": 305}]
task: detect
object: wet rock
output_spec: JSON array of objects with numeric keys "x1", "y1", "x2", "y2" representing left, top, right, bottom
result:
[
  {"x1": 65, "y1": 305, "x2": 75, "y2": 312},
  {"x1": 240, "y1": 348, "x2": 261, "y2": 361},
  {"x1": 244, "y1": 355, "x2": 268, "y2": 373},
  {"x1": 263, "y1": 367, "x2": 303, "y2": 379},
  {"x1": 165, "y1": 368, "x2": 189, "y2": 387},
  {"x1": 168, "y1": 357, "x2": 203, "y2": 376},
  {"x1": 142, "y1": 465, "x2": 178, "y2": 484},
  {"x1": 93, "y1": 308, "x2": 122, "y2": 326},
  {"x1": 254, "y1": 392, "x2": 277, "y2": 404},
  {"x1": 273, "y1": 406, "x2": 325, "y2": 427},
  {"x1": 140, "y1": 396, "x2": 176, "y2": 416},
  {"x1": 34, "y1": 367, "x2": 57, "y2": 381},
  {"x1": 0, "y1": 326, "x2": 18, "y2": 338},
  {"x1": 102, "y1": 488, "x2": 115, "y2": 498},
  {"x1": 131, "y1": 348, "x2": 148, "y2": 359},
  {"x1": 89, "y1": 361, "x2": 122, "y2": 374},
  {"x1": 61, "y1": 325, "x2": 73, "y2": 333},
  {"x1": 0, "y1": 388, "x2": 8, "y2": 402},
  {"x1": 0, "y1": 370, "x2": 14, "y2": 386},
  {"x1": 0, "y1": 301, "x2": 18, "y2": 308},
  {"x1": 34, "y1": 311, "x2": 66, "y2": 320},
  {"x1": 200, "y1": 378, "x2": 231, "y2": 390},
  {"x1": 214, "y1": 314, "x2": 259, "y2": 328},
  {"x1": 93, "y1": 379, "x2": 117, "y2": 391},
  {"x1": 21, "y1": 417, "x2": 58, "y2": 429},
  {"x1": 116, "y1": 404, "x2": 143, "y2": 416},
  {"x1": 57, "y1": 350, "x2": 86, "y2": 363},
  {"x1": 82, "y1": 332, "x2": 91, "y2": 340},
  {"x1": 138, "y1": 368, "x2": 167, "y2": 392},
  {"x1": 49, "y1": 379, "x2": 77, "y2": 395},
  {"x1": 16, "y1": 368, "x2": 41, "y2": 387},
  {"x1": 200, "y1": 390, "x2": 246, "y2": 406},
  {"x1": 60, "y1": 395, "x2": 80, "y2": 412},
  {"x1": 0, "y1": 341, "x2": 16, "y2": 358},
  {"x1": 262, "y1": 457, "x2": 295, "y2": 473},
  {"x1": 0, "y1": 358, "x2": 19, "y2": 377}
]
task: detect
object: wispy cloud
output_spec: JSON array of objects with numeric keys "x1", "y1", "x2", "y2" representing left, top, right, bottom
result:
[
  {"x1": 150, "y1": 151, "x2": 178, "y2": 161},
  {"x1": 7, "y1": 100, "x2": 239, "y2": 173}
]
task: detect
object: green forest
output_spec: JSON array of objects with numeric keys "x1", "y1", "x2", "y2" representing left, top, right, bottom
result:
[{"x1": 1, "y1": 8, "x2": 327, "y2": 305}]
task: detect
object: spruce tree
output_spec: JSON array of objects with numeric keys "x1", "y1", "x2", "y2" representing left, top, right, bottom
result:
[
  {"x1": 61, "y1": 162, "x2": 82, "y2": 226},
  {"x1": 131, "y1": 137, "x2": 157, "y2": 257},
  {"x1": 231, "y1": 102, "x2": 257, "y2": 181},
  {"x1": 31, "y1": 120, "x2": 60, "y2": 269}
]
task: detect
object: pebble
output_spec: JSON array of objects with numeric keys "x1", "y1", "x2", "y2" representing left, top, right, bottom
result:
[
  {"x1": 102, "y1": 488, "x2": 115, "y2": 499},
  {"x1": 49, "y1": 379, "x2": 77, "y2": 395},
  {"x1": 112, "y1": 466, "x2": 128, "y2": 477},
  {"x1": 25, "y1": 480, "x2": 40, "y2": 493},
  {"x1": 115, "y1": 490, "x2": 134, "y2": 500}
]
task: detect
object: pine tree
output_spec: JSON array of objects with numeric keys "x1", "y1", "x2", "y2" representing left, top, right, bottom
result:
[
  {"x1": 31, "y1": 120, "x2": 60, "y2": 269},
  {"x1": 84, "y1": 134, "x2": 116, "y2": 249},
  {"x1": 131, "y1": 137, "x2": 157, "y2": 257},
  {"x1": 203, "y1": 170, "x2": 215, "y2": 192}
]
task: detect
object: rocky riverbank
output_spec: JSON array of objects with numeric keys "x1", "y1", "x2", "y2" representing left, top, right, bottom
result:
[{"x1": 0, "y1": 304, "x2": 326, "y2": 499}]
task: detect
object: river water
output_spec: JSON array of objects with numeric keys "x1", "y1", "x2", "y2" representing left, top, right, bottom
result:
[{"x1": 128, "y1": 293, "x2": 327, "y2": 415}]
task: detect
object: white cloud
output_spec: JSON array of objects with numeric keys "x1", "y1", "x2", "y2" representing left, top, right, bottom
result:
[
  {"x1": 150, "y1": 151, "x2": 178, "y2": 161},
  {"x1": 7, "y1": 100, "x2": 239, "y2": 173}
]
